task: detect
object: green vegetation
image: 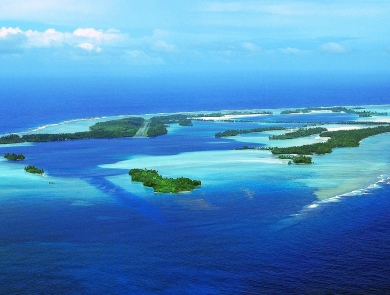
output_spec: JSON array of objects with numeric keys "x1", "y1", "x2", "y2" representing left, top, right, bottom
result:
[
  {"x1": 4, "y1": 153, "x2": 25, "y2": 161},
  {"x1": 178, "y1": 118, "x2": 193, "y2": 126},
  {"x1": 147, "y1": 117, "x2": 169, "y2": 137},
  {"x1": 280, "y1": 107, "x2": 353, "y2": 114},
  {"x1": 215, "y1": 127, "x2": 285, "y2": 138},
  {"x1": 89, "y1": 117, "x2": 145, "y2": 137},
  {"x1": 280, "y1": 109, "x2": 310, "y2": 114},
  {"x1": 336, "y1": 121, "x2": 389, "y2": 125},
  {"x1": 271, "y1": 125, "x2": 390, "y2": 155},
  {"x1": 129, "y1": 168, "x2": 201, "y2": 193},
  {"x1": 147, "y1": 114, "x2": 193, "y2": 137},
  {"x1": 358, "y1": 113, "x2": 372, "y2": 117},
  {"x1": 151, "y1": 114, "x2": 193, "y2": 125},
  {"x1": 0, "y1": 114, "x2": 195, "y2": 143},
  {"x1": 271, "y1": 142, "x2": 332, "y2": 155},
  {"x1": 0, "y1": 134, "x2": 22, "y2": 144},
  {"x1": 278, "y1": 155, "x2": 313, "y2": 164},
  {"x1": 193, "y1": 112, "x2": 225, "y2": 118},
  {"x1": 356, "y1": 111, "x2": 387, "y2": 117},
  {"x1": 269, "y1": 127, "x2": 328, "y2": 140},
  {"x1": 280, "y1": 106, "x2": 387, "y2": 116},
  {"x1": 24, "y1": 165, "x2": 44, "y2": 174},
  {"x1": 235, "y1": 146, "x2": 256, "y2": 150},
  {"x1": 321, "y1": 125, "x2": 390, "y2": 148},
  {"x1": 0, "y1": 117, "x2": 145, "y2": 144}
]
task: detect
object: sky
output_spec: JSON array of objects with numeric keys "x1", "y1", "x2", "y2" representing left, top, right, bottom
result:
[{"x1": 1, "y1": 0, "x2": 390, "y2": 77}]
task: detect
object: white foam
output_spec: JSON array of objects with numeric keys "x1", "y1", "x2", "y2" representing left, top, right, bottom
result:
[
  {"x1": 299, "y1": 171, "x2": 390, "y2": 217},
  {"x1": 0, "y1": 142, "x2": 33, "y2": 148}
]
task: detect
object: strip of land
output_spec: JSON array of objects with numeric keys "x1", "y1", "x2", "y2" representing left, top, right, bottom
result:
[
  {"x1": 0, "y1": 114, "x2": 194, "y2": 144},
  {"x1": 236, "y1": 125, "x2": 390, "y2": 156},
  {"x1": 134, "y1": 120, "x2": 150, "y2": 138}
]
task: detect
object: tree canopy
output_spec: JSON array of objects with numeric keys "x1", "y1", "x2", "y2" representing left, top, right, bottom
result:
[
  {"x1": 4, "y1": 153, "x2": 25, "y2": 161},
  {"x1": 24, "y1": 165, "x2": 44, "y2": 174},
  {"x1": 269, "y1": 127, "x2": 328, "y2": 140},
  {"x1": 0, "y1": 117, "x2": 145, "y2": 144},
  {"x1": 215, "y1": 127, "x2": 285, "y2": 138},
  {"x1": 129, "y1": 168, "x2": 201, "y2": 193}
]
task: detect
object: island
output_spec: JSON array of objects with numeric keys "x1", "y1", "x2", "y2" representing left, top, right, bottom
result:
[
  {"x1": 0, "y1": 117, "x2": 145, "y2": 144},
  {"x1": 147, "y1": 114, "x2": 194, "y2": 137},
  {"x1": 215, "y1": 127, "x2": 286, "y2": 138},
  {"x1": 129, "y1": 168, "x2": 201, "y2": 193},
  {"x1": 265, "y1": 125, "x2": 390, "y2": 155},
  {"x1": 278, "y1": 155, "x2": 313, "y2": 164},
  {"x1": 280, "y1": 106, "x2": 387, "y2": 117},
  {"x1": 24, "y1": 165, "x2": 44, "y2": 175},
  {"x1": 3, "y1": 109, "x2": 390, "y2": 185},
  {"x1": 271, "y1": 142, "x2": 332, "y2": 155},
  {"x1": 178, "y1": 118, "x2": 193, "y2": 126},
  {"x1": 0, "y1": 114, "x2": 199, "y2": 144},
  {"x1": 269, "y1": 127, "x2": 328, "y2": 140},
  {"x1": 231, "y1": 124, "x2": 390, "y2": 168},
  {"x1": 193, "y1": 110, "x2": 273, "y2": 119},
  {"x1": 4, "y1": 153, "x2": 25, "y2": 161}
]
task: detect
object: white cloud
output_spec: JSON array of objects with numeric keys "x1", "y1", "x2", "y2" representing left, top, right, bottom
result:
[
  {"x1": 142, "y1": 30, "x2": 177, "y2": 54},
  {"x1": 25, "y1": 29, "x2": 70, "y2": 47},
  {"x1": 124, "y1": 50, "x2": 164, "y2": 65},
  {"x1": 0, "y1": 26, "x2": 180, "y2": 64},
  {"x1": 279, "y1": 47, "x2": 307, "y2": 54},
  {"x1": 242, "y1": 42, "x2": 260, "y2": 52},
  {"x1": 0, "y1": 27, "x2": 23, "y2": 38},
  {"x1": 73, "y1": 28, "x2": 124, "y2": 44},
  {"x1": 151, "y1": 40, "x2": 176, "y2": 53},
  {"x1": 76, "y1": 43, "x2": 102, "y2": 53},
  {"x1": 319, "y1": 42, "x2": 347, "y2": 54},
  {"x1": 1, "y1": 27, "x2": 126, "y2": 50},
  {"x1": 0, "y1": 27, "x2": 26, "y2": 54}
]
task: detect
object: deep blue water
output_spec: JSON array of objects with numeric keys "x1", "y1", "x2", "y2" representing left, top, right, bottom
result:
[
  {"x1": 1, "y1": 75, "x2": 390, "y2": 294},
  {"x1": 1, "y1": 173, "x2": 390, "y2": 294},
  {"x1": 1, "y1": 73, "x2": 390, "y2": 133}
]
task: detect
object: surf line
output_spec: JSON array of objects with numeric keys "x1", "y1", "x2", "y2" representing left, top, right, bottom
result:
[{"x1": 272, "y1": 174, "x2": 390, "y2": 230}]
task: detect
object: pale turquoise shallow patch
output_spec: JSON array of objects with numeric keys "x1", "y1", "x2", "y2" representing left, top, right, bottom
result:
[
  {"x1": 223, "y1": 123, "x2": 367, "y2": 147},
  {"x1": 306, "y1": 133, "x2": 390, "y2": 199},
  {"x1": 0, "y1": 159, "x2": 109, "y2": 204},
  {"x1": 25, "y1": 116, "x2": 123, "y2": 134},
  {"x1": 101, "y1": 150, "x2": 283, "y2": 186},
  {"x1": 0, "y1": 143, "x2": 33, "y2": 148},
  {"x1": 229, "y1": 131, "x2": 327, "y2": 147},
  {"x1": 100, "y1": 132, "x2": 390, "y2": 200},
  {"x1": 4, "y1": 114, "x2": 151, "y2": 136}
]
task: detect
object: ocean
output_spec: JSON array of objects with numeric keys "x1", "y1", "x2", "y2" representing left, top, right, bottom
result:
[
  {"x1": 1, "y1": 74, "x2": 390, "y2": 294},
  {"x1": 1, "y1": 73, "x2": 390, "y2": 133}
]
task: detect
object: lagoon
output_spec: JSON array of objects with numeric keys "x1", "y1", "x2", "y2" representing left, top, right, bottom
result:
[{"x1": 1, "y1": 104, "x2": 390, "y2": 294}]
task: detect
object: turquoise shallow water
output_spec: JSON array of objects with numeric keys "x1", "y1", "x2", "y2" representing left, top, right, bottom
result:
[{"x1": 2, "y1": 103, "x2": 390, "y2": 293}]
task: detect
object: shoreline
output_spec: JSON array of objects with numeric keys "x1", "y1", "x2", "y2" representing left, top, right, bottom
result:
[
  {"x1": 2, "y1": 103, "x2": 389, "y2": 136},
  {"x1": 2, "y1": 103, "x2": 390, "y2": 203}
]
